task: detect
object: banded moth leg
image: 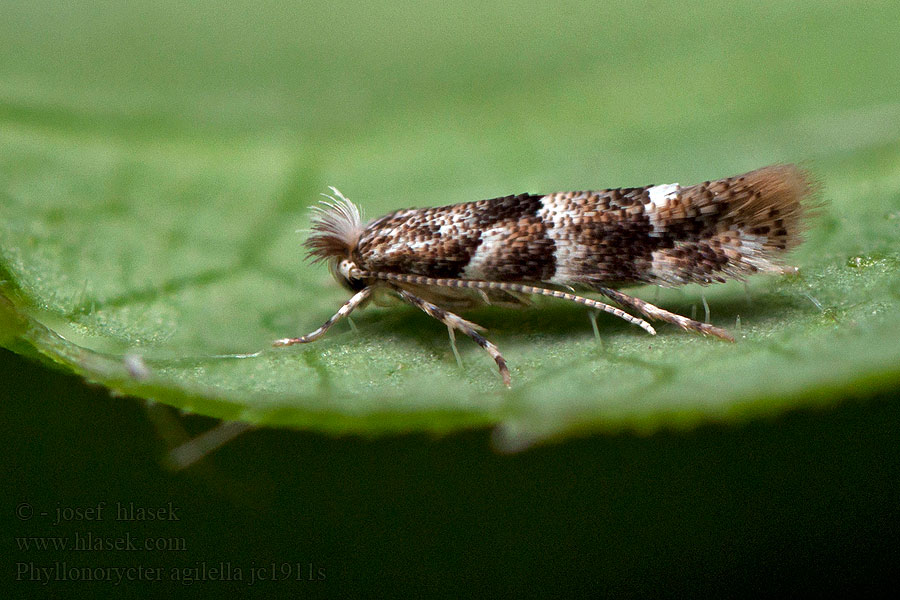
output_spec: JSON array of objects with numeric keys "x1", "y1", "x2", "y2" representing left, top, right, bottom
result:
[
  {"x1": 393, "y1": 286, "x2": 511, "y2": 387},
  {"x1": 273, "y1": 286, "x2": 373, "y2": 346}
]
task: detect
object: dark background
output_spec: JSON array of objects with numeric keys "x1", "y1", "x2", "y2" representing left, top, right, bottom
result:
[{"x1": 4, "y1": 346, "x2": 899, "y2": 596}]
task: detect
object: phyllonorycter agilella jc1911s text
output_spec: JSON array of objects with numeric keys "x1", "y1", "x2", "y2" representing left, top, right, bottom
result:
[{"x1": 275, "y1": 165, "x2": 816, "y2": 386}]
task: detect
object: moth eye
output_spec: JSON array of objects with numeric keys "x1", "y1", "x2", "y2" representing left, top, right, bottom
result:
[{"x1": 338, "y1": 259, "x2": 355, "y2": 279}]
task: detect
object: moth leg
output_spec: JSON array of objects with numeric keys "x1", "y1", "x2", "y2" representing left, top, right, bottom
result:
[
  {"x1": 394, "y1": 287, "x2": 511, "y2": 387},
  {"x1": 594, "y1": 286, "x2": 735, "y2": 342},
  {"x1": 588, "y1": 310, "x2": 603, "y2": 346},
  {"x1": 446, "y1": 326, "x2": 464, "y2": 369},
  {"x1": 273, "y1": 287, "x2": 373, "y2": 346}
]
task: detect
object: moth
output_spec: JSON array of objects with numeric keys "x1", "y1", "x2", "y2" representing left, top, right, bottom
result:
[{"x1": 275, "y1": 164, "x2": 814, "y2": 386}]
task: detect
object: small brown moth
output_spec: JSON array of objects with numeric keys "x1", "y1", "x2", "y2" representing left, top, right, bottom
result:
[{"x1": 275, "y1": 165, "x2": 814, "y2": 386}]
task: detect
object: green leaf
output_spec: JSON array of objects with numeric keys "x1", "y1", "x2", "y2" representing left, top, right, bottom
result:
[{"x1": 2, "y1": 0, "x2": 900, "y2": 444}]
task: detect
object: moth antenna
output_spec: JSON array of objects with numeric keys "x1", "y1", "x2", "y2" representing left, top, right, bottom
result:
[
  {"x1": 358, "y1": 270, "x2": 657, "y2": 336},
  {"x1": 594, "y1": 286, "x2": 734, "y2": 341}
]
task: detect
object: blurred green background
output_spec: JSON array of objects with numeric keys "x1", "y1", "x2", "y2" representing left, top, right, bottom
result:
[{"x1": 3, "y1": 0, "x2": 900, "y2": 594}]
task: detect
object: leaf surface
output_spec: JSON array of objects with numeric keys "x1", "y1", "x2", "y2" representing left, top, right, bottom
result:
[{"x1": 2, "y1": 0, "x2": 900, "y2": 444}]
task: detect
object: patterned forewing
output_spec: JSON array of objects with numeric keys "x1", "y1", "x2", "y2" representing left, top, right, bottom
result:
[{"x1": 352, "y1": 165, "x2": 810, "y2": 288}]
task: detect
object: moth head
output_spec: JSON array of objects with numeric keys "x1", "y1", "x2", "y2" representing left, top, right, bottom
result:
[
  {"x1": 303, "y1": 187, "x2": 365, "y2": 283},
  {"x1": 331, "y1": 258, "x2": 367, "y2": 292}
]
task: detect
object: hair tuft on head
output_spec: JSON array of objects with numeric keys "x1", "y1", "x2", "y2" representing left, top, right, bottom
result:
[{"x1": 304, "y1": 187, "x2": 364, "y2": 263}]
